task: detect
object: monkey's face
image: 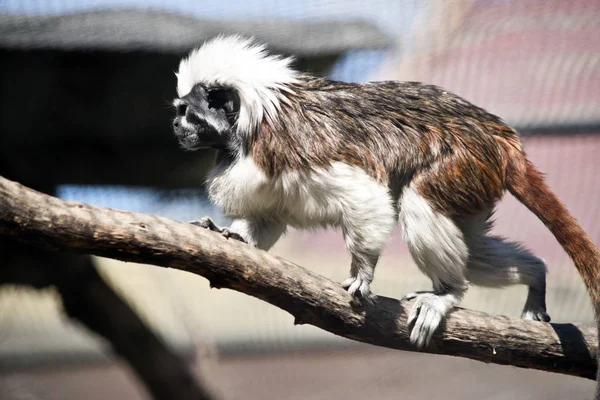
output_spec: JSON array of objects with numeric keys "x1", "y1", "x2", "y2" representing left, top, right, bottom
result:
[{"x1": 172, "y1": 84, "x2": 239, "y2": 151}]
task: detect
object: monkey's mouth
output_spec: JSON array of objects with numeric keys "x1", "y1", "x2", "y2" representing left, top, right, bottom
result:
[
  {"x1": 173, "y1": 125, "x2": 202, "y2": 150},
  {"x1": 173, "y1": 117, "x2": 227, "y2": 151}
]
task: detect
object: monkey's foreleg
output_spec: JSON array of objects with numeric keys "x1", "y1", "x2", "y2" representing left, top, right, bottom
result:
[
  {"x1": 340, "y1": 207, "x2": 395, "y2": 305},
  {"x1": 342, "y1": 252, "x2": 380, "y2": 305}
]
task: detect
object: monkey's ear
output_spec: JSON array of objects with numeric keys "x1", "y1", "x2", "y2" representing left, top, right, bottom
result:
[{"x1": 207, "y1": 88, "x2": 240, "y2": 116}]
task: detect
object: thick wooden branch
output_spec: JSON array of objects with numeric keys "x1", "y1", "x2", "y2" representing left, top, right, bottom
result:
[{"x1": 0, "y1": 175, "x2": 596, "y2": 379}]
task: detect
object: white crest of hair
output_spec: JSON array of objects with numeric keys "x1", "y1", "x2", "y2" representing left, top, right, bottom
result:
[{"x1": 176, "y1": 35, "x2": 299, "y2": 135}]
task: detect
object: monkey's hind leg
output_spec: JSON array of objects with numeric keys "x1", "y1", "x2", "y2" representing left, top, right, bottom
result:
[
  {"x1": 399, "y1": 187, "x2": 470, "y2": 348},
  {"x1": 460, "y1": 213, "x2": 550, "y2": 322}
]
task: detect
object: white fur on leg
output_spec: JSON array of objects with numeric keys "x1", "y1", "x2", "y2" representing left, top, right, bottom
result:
[
  {"x1": 229, "y1": 218, "x2": 287, "y2": 250},
  {"x1": 342, "y1": 253, "x2": 380, "y2": 304},
  {"x1": 459, "y1": 212, "x2": 551, "y2": 323},
  {"x1": 399, "y1": 187, "x2": 469, "y2": 290},
  {"x1": 323, "y1": 164, "x2": 394, "y2": 304},
  {"x1": 399, "y1": 187, "x2": 469, "y2": 347}
]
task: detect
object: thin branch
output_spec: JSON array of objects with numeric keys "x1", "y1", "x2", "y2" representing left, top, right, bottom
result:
[{"x1": 0, "y1": 175, "x2": 596, "y2": 379}]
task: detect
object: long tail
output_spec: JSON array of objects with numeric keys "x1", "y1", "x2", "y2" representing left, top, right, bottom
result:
[{"x1": 506, "y1": 155, "x2": 600, "y2": 395}]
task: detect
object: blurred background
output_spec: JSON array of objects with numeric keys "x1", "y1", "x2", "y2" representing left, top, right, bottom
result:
[{"x1": 1, "y1": 0, "x2": 599, "y2": 399}]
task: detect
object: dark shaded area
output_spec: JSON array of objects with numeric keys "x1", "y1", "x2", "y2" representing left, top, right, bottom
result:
[
  {"x1": 0, "y1": 48, "x2": 217, "y2": 188},
  {"x1": 553, "y1": 323, "x2": 596, "y2": 369},
  {"x1": 0, "y1": 48, "x2": 343, "y2": 188},
  {"x1": 0, "y1": 231, "x2": 212, "y2": 399}
]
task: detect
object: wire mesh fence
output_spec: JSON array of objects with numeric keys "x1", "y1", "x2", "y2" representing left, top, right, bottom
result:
[{"x1": 0, "y1": 1, "x2": 599, "y2": 399}]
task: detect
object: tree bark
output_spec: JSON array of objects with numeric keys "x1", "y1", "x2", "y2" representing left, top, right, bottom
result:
[{"x1": 0, "y1": 175, "x2": 596, "y2": 379}]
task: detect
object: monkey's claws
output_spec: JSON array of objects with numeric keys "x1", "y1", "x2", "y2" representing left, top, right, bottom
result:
[
  {"x1": 220, "y1": 228, "x2": 247, "y2": 243},
  {"x1": 521, "y1": 310, "x2": 551, "y2": 323},
  {"x1": 406, "y1": 292, "x2": 446, "y2": 349},
  {"x1": 190, "y1": 216, "x2": 219, "y2": 230},
  {"x1": 342, "y1": 276, "x2": 377, "y2": 305},
  {"x1": 190, "y1": 217, "x2": 246, "y2": 243}
]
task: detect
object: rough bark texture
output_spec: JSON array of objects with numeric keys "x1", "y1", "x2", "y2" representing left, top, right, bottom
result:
[{"x1": 0, "y1": 176, "x2": 596, "y2": 379}]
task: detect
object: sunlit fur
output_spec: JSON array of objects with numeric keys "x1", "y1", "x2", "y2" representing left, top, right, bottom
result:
[
  {"x1": 176, "y1": 35, "x2": 299, "y2": 136},
  {"x1": 174, "y1": 37, "x2": 600, "y2": 380}
]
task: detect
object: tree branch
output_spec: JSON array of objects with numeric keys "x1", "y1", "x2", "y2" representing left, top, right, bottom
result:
[{"x1": 0, "y1": 176, "x2": 596, "y2": 379}]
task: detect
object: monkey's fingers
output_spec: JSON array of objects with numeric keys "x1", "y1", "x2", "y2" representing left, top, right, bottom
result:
[
  {"x1": 220, "y1": 229, "x2": 247, "y2": 243},
  {"x1": 409, "y1": 306, "x2": 441, "y2": 349},
  {"x1": 190, "y1": 217, "x2": 222, "y2": 232},
  {"x1": 407, "y1": 293, "x2": 445, "y2": 349},
  {"x1": 407, "y1": 302, "x2": 421, "y2": 328},
  {"x1": 344, "y1": 277, "x2": 377, "y2": 305}
]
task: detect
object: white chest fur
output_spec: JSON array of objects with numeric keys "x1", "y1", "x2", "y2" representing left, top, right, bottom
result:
[
  {"x1": 206, "y1": 156, "x2": 394, "y2": 229},
  {"x1": 206, "y1": 156, "x2": 275, "y2": 218}
]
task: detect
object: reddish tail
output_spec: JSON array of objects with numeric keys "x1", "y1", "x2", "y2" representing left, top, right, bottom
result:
[{"x1": 506, "y1": 155, "x2": 600, "y2": 396}]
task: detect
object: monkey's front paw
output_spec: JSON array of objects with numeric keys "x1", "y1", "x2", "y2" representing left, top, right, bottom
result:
[
  {"x1": 342, "y1": 276, "x2": 377, "y2": 305},
  {"x1": 406, "y1": 293, "x2": 449, "y2": 349},
  {"x1": 190, "y1": 217, "x2": 246, "y2": 243},
  {"x1": 190, "y1": 216, "x2": 221, "y2": 231},
  {"x1": 220, "y1": 228, "x2": 247, "y2": 243}
]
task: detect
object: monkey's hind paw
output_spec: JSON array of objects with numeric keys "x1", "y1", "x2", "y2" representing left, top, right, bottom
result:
[
  {"x1": 190, "y1": 217, "x2": 246, "y2": 243},
  {"x1": 342, "y1": 276, "x2": 377, "y2": 305},
  {"x1": 521, "y1": 309, "x2": 551, "y2": 323},
  {"x1": 406, "y1": 292, "x2": 453, "y2": 349}
]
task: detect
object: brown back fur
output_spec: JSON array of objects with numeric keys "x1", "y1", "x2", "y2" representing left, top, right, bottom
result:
[{"x1": 251, "y1": 76, "x2": 520, "y2": 215}]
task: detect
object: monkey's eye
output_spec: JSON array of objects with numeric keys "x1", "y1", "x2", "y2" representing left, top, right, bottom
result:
[
  {"x1": 176, "y1": 103, "x2": 187, "y2": 116},
  {"x1": 207, "y1": 88, "x2": 239, "y2": 115}
]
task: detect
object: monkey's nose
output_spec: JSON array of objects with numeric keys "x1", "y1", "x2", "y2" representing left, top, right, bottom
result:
[{"x1": 176, "y1": 103, "x2": 187, "y2": 117}]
